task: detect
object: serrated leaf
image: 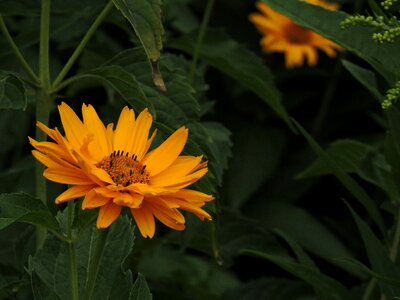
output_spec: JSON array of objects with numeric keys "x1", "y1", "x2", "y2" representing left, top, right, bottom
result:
[
  {"x1": 130, "y1": 273, "x2": 152, "y2": 300},
  {"x1": 0, "y1": 193, "x2": 59, "y2": 232},
  {"x1": 242, "y1": 249, "x2": 351, "y2": 300},
  {"x1": 261, "y1": 0, "x2": 400, "y2": 84},
  {"x1": 82, "y1": 65, "x2": 156, "y2": 116},
  {"x1": 112, "y1": 0, "x2": 164, "y2": 88},
  {"x1": 297, "y1": 139, "x2": 373, "y2": 179},
  {"x1": 346, "y1": 203, "x2": 400, "y2": 298},
  {"x1": 0, "y1": 74, "x2": 27, "y2": 110},
  {"x1": 341, "y1": 60, "x2": 383, "y2": 100},
  {"x1": 293, "y1": 119, "x2": 386, "y2": 236},
  {"x1": 29, "y1": 215, "x2": 138, "y2": 300},
  {"x1": 169, "y1": 29, "x2": 293, "y2": 129}
]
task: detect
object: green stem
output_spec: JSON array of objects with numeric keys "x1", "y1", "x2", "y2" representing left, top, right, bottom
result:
[
  {"x1": 83, "y1": 228, "x2": 109, "y2": 300},
  {"x1": 35, "y1": 0, "x2": 52, "y2": 250},
  {"x1": 52, "y1": 1, "x2": 113, "y2": 89},
  {"x1": 39, "y1": 0, "x2": 51, "y2": 89},
  {"x1": 0, "y1": 16, "x2": 39, "y2": 83},
  {"x1": 67, "y1": 202, "x2": 79, "y2": 300},
  {"x1": 188, "y1": 0, "x2": 215, "y2": 85}
]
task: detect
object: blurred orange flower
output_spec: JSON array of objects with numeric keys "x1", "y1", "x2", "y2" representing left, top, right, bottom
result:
[
  {"x1": 249, "y1": 0, "x2": 342, "y2": 68},
  {"x1": 30, "y1": 102, "x2": 213, "y2": 238}
]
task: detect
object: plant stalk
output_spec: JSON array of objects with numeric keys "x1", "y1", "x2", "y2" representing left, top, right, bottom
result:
[
  {"x1": 35, "y1": 0, "x2": 52, "y2": 250},
  {"x1": 67, "y1": 202, "x2": 79, "y2": 300},
  {"x1": 83, "y1": 228, "x2": 109, "y2": 300},
  {"x1": 52, "y1": 0, "x2": 114, "y2": 89},
  {"x1": 188, "y1": 0, "x2": 215, "y2": 85},
  {"x1": 0, "y1": 15, "x2": 39, "y2": 83}
]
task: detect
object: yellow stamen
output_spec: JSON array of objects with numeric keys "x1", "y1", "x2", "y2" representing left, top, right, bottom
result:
[{"x1": 97, "y1": 150, "x2": 150, "y2": 186}]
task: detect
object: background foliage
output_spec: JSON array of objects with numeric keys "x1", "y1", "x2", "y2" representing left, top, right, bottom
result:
[{"x1": 1, "y1": 0, "x2": 400, "y2": 299}]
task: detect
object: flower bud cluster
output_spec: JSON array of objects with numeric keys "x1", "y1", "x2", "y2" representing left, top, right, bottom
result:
[
  {"x1": 382, "y1": 81, "x2": 400, "y2": 109},
  {"x1": 341, "y1": 15, "x2": 400, "y2": 43},
  {"x1": 381, "y1": 0, "x2": 398, "y2": 10}
]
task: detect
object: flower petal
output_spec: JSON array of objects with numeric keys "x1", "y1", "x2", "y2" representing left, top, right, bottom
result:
[
  {"x1": 58, "y1": 102, "x2": 88, "y2": 150},
  {"x1": 82, "y1": 104, "x2": 111, "y2": 159},
  {"x1": 171, "y1": 189, "x2": 214, "y2": 204},
  {"x1": 146, "y1": 200, "x2": 185, "y2": 231},
  {"x1": 149, "y1": 156, "x2": 203, "y2": 186},
  {"x1": 82, "y1": 189, "x2": 110, "y2": 209},
  {"x1": 113, "y1": 106, "x2": 135, "y2": 153},
  {"x1": 128, "y1": 109, "x2": 153, "y2": 161},
  {"x1": 130, "y1": 203, "x2": 155, "y2": 238},
  {"x1": 143, "y1": 127, "x2": 188, "y2": 176},
  {"x1": 56, "y1": 185, "x2": 96, "y2": 204},
  {"x1": 44, "y1": 168, "x2": 94, "y2": 185},
  {"x1": 96, "y1": 201, "x2": 122, "y2": 229},
  {"x1": 163, "y1": 197, "x2": 212, "y2": 221},
  {"x1": 113, "y1": 192, "x2": 143, "y2": 208}
]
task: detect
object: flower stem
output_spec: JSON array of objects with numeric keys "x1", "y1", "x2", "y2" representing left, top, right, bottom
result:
[
  {"x1": 0, "y1": 15, "x2": 39, "y2": 83},
  {"x1": 188, "y1": 0, "x2": 215, "y2": 86},
  {"x1": 83, "y1": 228, "x2": 109, "y2": 300},
  {"x1": 67, "y1": 201, "x2": 79, "y2": 300},
  {"x1": 35, "y1": 0, "x2": 52, "y2": 250},
  {"x1": 52, "y1": 1, "x2": 114, "y2": 89}
]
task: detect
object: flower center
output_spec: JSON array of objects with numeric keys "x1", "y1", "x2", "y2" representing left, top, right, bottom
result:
[
  {"x1": 284, "y1": 22, "x2": 312, "y2": 44},
  {"x1": 97, "y1": 150, "x2": 150, "y2": 186}
]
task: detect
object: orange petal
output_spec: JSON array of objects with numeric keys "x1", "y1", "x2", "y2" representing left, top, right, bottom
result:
[
  {"x1": 149, "y1": 156, "x2": 203, "y2": 186},
  {"x1": 130, "y1": 203, "x2": 155, "y2": 238},
  {"x1": 171, "y1": 189, "x2": 214, "y2": 204},
  {"x1": 164, "y1": 197, "x2": 212, "y2": 221},
  {"x1": 128, "y1": 108, "x2": 153, "y2": 161},
  {"x1": 55, "y1": 185, "x2": 96, "y2": 204},
  {"x1": 113, "y1": 106, "x2": 135, "y2": 153},
  {"x1": 113, "y1": 192, "x2": 143, "y2": 208},
  {"x1": 96, "y1": 201, "x2": 122, "y2": 229},
  {"x1": 82, "y1": 189, "x2": 110, "y2": 209},
  {"x1": 58, "y1": 102, "x2": 88, "y2": 150},
  {"x1": 82, "y1": 104, "x2": 112, "y2": 159},
  {"x1": 147, "y1": 201, "x2": 185, "y2": 231},
  {"x1": 143, "y1": 127, "x2": 188, "y2": 176},
  {"x1": 44, "y1": 168, "x2": 94, "y2": 185}
]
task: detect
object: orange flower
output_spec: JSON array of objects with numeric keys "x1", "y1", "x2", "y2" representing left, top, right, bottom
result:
[
  {"x1": 249, "y1": 0, "x2": 342, "y2": 68},
  {"x1": 30, "y1": 102, "x2": 213, "y2": 238}
]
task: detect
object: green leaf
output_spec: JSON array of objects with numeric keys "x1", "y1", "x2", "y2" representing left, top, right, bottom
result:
[
  {"x1": 169, "y1": 29, "x2": 293, "y2": 129},
  {"x1": 341, "y1": 60, "x2": 383, "y2": 100},
  {"x1": 297, "y1": 139, "x2": 373, "y2": 179},
  {"x1": 336, "y1": 257, "x2": 400, "y2": 288},
  {"x1": 251, "y1": 202, "x2": 364, "y2": 278},
  {"x1": 201, "y1": 122, "x2": 232, "y2": 185},
  {"x1": 0, "y1": 74, "x2": 27, "y2": 110},
  {"x1": 0, "y1": 193, "x2": 59, "y2": 232},
  {"x1": 29, "y1": 215, "x2": 138, "y2": 300},
  {"x1": 292, "y1": 119, "x2": 386, "y2": 236},
  {"x1": 262, "y1": 0, "x2": 400, "y2": 84},
  {"x1": 130, "y1": 273, "x2": 152, "y2": 300},
  {"x1": 223, "y1": 277, "x2": 313, "y2": 300},
  {"x1": 242, "y1": 249, "x2": 351, "y2": 300},
  {"x1": 112, "y1": 0, "x2": 163, "y2": 62},
  {"x1": 346, "y1": 203, "x2": 400, "y2": 298},
  {"x1": 81, "y1": 65, "x2": 156, "y2": 116}
]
